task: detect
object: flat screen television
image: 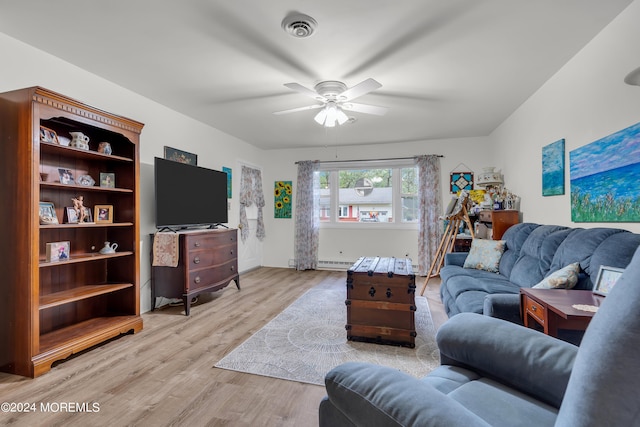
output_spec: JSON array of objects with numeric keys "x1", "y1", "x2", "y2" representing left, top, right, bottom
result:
[{"x1": 154, "y1": 157, "x2": 228, "y2": 229}]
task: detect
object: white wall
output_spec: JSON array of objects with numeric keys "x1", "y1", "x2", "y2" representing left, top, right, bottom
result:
[
  {"x1": 260, "y1": 138, "x2": 494, "y2": 268},
  {"x1": 491, "y1": 0, "x2": 640, "y2": 234},
  {"x1": 0, "y1": 33, "x2": 265, "y2": 312}
]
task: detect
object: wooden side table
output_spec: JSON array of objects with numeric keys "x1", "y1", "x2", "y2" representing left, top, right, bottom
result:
[{"x1": 520, "y1": 288, "x2": 603, "y2": 338}]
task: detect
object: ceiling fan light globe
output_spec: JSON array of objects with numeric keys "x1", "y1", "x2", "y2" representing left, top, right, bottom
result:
[
  {"x1": 314, "y1": 109, "x2": 327, "y2": 125},
  {"x1": 336, "y1": 108, "x2": 349, "y2": 125}
]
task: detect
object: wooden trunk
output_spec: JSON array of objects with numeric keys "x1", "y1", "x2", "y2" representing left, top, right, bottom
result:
[{"x1": 346, "y1": 257, "x2": 416, "y2": 348}]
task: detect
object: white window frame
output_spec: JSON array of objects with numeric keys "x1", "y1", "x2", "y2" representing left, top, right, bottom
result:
[{"x1": 318, "y1": 159, "x2": 418, "y2": 230}]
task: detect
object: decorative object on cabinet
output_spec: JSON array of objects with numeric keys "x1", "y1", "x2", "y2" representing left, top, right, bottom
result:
[
  {"x1": 58, "y1": 168, "x2": 75, "y2": 184},
  {"x1": 100, "y1": 172, "x2": 115, "y2": 188},
  {"x1": 476, "y1": 166, "x2": 503, "y2": 187},
  {"x1": 542, "y1": 139, "x2": 565, "y2": 196},
  {"x1": 57, "y1": 136, "x2": 70, "y2": 146},
  {"x1": 0, "y1": 86, "x2": 144, "y2": 377},
  {"x1": 98, "y1": 141, "x2": 112, "y2": 155},
  {"x1": 39, "y1": 126, "x2": 58, "y2": 144},
  {"x1": 223, "y1": 166, "x2": 232, "y2": 198},
  {"x1": 39, "y1": 202, "x2": 58, "y2": 224},
  {"x1": 77, "y1": 174, "x2": 95, "y2": 186},
  {"x1": 151, "y1": 228, "x2": 240, "y2": 316},
  {"x1": 592, "y1": 266, "x2": 625, "y2": 296},
  {"x1": 45, "y1": 241, "x2": 70, "y2": 262},
  {"x1": 99, "y1": 242, "x2": 118, "y2": 255},
  {"x1": 274, "y1": 181, "x2": 292, "y2": 218},
  {"x1": 95, "y1": 204, "x2": 114, "y2": 223},
  {"x1": 164, "y1": 145, "x2": 197, "y2": 165},
  {"x1": 69, "y1": 131, "x2": 90, "y2": 150},
  {"x1": 570, "y1": 121, "x2": 640, "y2": 222}
]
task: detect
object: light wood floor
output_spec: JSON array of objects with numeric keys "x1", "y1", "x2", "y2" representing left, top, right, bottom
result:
[{"x1": 0, "y1": 268, "x2": 446, "y2": 427}]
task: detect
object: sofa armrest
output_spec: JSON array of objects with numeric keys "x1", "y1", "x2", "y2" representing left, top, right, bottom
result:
[
  {"x1": 321, "y1": 362, "x2": 490, "y2": 427},
  {"x1": 444, "y1": 252, "x2": 468, "y2": 267},
  {"x1": 437, "y1": 313, "x2": 577, "y2": 408},
  {"x1": 483, "y1": 293, "x2": 523, "y2": 324}
]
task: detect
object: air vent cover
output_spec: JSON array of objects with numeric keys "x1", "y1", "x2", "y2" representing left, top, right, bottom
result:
[{"x1": 282, "y1": 13, "x2": 317, "y2": 38}]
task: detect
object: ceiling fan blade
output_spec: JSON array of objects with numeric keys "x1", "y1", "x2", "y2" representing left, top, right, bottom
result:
[
  {"x1": 284, "y1": 83, "x2": 325, "y2": 101},
  {"x1": 339, "y1": 78, "x2": 382, "y2": 101},
  {"x1": 342, "y1": 102, "x2": 388, "y2": 116},
  {"x1": 273, "y1": 104, "x2": 324, "y2": 115}
]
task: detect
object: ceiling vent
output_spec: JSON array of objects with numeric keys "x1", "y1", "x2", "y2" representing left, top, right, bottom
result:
[{"x1": 282, "y1": 13, "x2": 317, "y2": 38}]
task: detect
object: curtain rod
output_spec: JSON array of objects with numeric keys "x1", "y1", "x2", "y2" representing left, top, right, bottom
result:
[{"x1": 294, "y1": 155, "x2": 444, "y2": 165}]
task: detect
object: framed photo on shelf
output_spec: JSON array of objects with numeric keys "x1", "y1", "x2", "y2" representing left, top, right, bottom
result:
[
  {"x1": 39, "y1": 126, "x2": 58, "y2": 144},
  {"x1": 39, "y1": 202, "x2": 59, "y2": 225},
  {"x1": 94, "y1": 205, "x2": 114, "y2": 223},
  {"x1": 593, "y1": 265, "x2": 625, "y2": 296},
  {"x1": 45, "y1": 241, "x2": 70, "y2": 262},
  {"x1": 100, "y1": 172, "x2": 115, "y2": 188},
  {"x1": 65, "y1": 206, "x2": 93, "y2": 224},
  {"x1": 58, "y1": 168, "x2": 75, "y2": 185}
]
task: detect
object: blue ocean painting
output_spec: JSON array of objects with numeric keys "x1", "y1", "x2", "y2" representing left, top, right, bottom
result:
[
  {"x1": 570, "y1": 121, "x2": 640, "y2": 222},
  {"x1": 542, "y1": 139, "x2": 565, "y2": 196}
]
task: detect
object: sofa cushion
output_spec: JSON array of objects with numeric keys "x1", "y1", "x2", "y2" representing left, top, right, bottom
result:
[
  {"x1": 533, "y1": 263, "x2": 580, "y2": 289},
  {"x1": 463, "y1": 239, "x2": 506, "y2": 272},
  {"x1": 498, "y1": 223, "x2": 540, "y2": 278},
  {"x1": 508, "y1": 225, "x2": 573, "y2": 287}
]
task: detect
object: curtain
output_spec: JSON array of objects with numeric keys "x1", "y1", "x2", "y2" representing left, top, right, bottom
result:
[
  {"x1": 294, "y1": 161, "x2": 320, "y2": 270},
  {"x1": 239, "y1": 165, "x2": 265, "y2": 242},
  {"x1": 416, "y1": 155, "x2": 442, "y2": 276}
]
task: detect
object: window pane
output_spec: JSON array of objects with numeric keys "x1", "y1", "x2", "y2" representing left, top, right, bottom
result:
[
  {"x1": 319, "y1": 171, "x2": 330, "y2": 222},
  {"x1": 402, "y1": 196, "x2": 418, "y2": 222},
  {"x1": 401, "y1": 167, "x2": 418, "y2": 222},
  {"x1": 338, "y1": 169, "x2": 393, "y2": 222},
  {"x1": 402, "y1": 167, "x2": 418, "y2": 194}
]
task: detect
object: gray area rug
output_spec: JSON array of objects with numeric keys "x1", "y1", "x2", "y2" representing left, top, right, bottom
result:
[{"x1": 214, "y1": 278, "x2": 440, "y2": 386}]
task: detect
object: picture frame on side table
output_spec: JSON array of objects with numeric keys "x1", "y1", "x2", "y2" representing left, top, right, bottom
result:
[
  {"x1": 39, "y1": 202, "x2": 59, "y2": 225},
  {"x1": 95, "y1": 205, "x2": 114, "y2": 223},
  {"x1": 593, "y1": 265, "x2": 625, "y2": 296}
]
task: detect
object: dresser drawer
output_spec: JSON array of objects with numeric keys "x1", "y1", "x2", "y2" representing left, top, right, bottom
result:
[
  {"x1": 184, "y1": 230, "x2": 237, "y2": 250},
  {"x1": 187, "y1": 259, "x2": 237, "y2": 292},
  {"x1": 187, "y1": 245, "x2": 237, "y2": 268}
]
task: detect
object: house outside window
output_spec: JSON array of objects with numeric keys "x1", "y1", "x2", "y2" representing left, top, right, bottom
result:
[{"x1": 317, "y1": 160, "x2": 418, "y2": 228}]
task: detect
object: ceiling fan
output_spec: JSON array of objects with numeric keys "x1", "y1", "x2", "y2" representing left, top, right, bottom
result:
[{"x1": 273, "y1": 78, "x2": 388, "y2": 127}]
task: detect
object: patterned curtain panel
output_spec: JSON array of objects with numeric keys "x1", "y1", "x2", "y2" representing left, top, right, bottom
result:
[
  {"x1": 294, "y1": 161, "x2": 320, "y2": 270},
  {"x1": 239, "y1": 165, "x2": 266, "y2": 242},
  {"x1": 416, "y1": 155, "x2": 442, "y2": 276}
]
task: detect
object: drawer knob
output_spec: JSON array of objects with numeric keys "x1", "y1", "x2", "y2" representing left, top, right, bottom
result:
[
  {"x1": 230, "y1": 265, "x2": 235, "y2": 271},
  {"x1": 230, "y1": 250, "x2": 234, "y2": 255},
  {"x1": 193, "y1": 256, "x2": 200, "y2": 264},
  {"x1": 531, "y1": 305, "x2": 537, "y2": 312},
  {"x1": 194, "y1": 241, "x2": 201, "y2": 247},
  {"x1": 386, "y1": 288, "x2": 393, "y2": 298},
  {"x1": 369, "y1": 286, "x2": 376, "y2": 297},
  {"x1": 194, "y1": 276, "x2": 201, "y2": 284}
]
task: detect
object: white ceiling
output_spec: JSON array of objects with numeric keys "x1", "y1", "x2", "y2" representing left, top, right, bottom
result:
[{"x1": 0, "y1": 1, "x2": 632, "y2": 150}]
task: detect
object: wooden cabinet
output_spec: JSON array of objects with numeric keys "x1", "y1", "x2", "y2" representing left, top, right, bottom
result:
[
  {"x1": 0, "y1": 87, "x2": 144, "y2": 377},
  {"x1": 476, "y1": 210, "x2": 520, "y2": 240},
  {"x1": 346, "y1": 257, "x2": 416, "y2": 348},
  {"x1": 151, "y1": 228, "x2": 240, "y2": 315}
]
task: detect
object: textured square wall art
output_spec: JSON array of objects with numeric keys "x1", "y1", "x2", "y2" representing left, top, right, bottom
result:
[
  {"x1": 223, "y1": 167, "x2": 232, "y2": 198},
  {"x1": 542, "y1": 138, "x2": 565, "y2": 196},
  {"x1": 274, "y1": 181, "x2": 292, "y2": 218},
  {"x1": 450, "y1": 172, "x2": 474, "y2": 193},
  {"x1": 570, "y1": 121, "x2": 640, "y2": 222}
]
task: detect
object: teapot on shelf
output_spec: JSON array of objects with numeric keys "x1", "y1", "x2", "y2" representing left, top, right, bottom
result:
[
  {"x1": 69, "y1": 131, "x2": 90, "y2": 150},
  {"x1": 99, "y1": 242, "x2": 118, "y2": 255}
]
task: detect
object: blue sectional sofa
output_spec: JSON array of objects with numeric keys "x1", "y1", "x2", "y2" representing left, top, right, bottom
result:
[{"x1": 440, "y1": 222, "x2": 640, "y2": 323}]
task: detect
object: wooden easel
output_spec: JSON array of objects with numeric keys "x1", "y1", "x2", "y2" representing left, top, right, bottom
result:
[{"x1": 420, "y1": 193, "x2": 474, "y2": 296}]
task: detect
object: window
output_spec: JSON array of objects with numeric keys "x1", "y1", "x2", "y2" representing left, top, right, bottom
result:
[{"x1": 317, "y1": 160, "x2": 418, "y2": 227}]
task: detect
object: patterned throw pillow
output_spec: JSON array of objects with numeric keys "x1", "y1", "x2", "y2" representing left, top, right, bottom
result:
[
  {"x1": 533, "y1": 262, "x2": 581, "y2": 289},
  {"x1": 463, "y1": 239, "x2": 506, "y2": 273}
]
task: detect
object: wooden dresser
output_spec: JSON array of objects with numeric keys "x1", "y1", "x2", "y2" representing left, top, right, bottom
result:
[
  {"x1": 151, "y1": 228, "x2": 240, "y2": 315},
  {"x1": 476, "y1": 210, "x2": 520, "y2": 240},
  {"x1": 346, "y1": 257, "x2": 416, "y2": 348}
]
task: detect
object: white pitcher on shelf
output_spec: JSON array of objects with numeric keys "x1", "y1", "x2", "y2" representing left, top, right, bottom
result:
[
  {"x1": 99, "y1": 242, "x2": 118, "y2": 254},
  {"x1": 69, "y1": 131, "x2": 90, "y2": 150}
]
